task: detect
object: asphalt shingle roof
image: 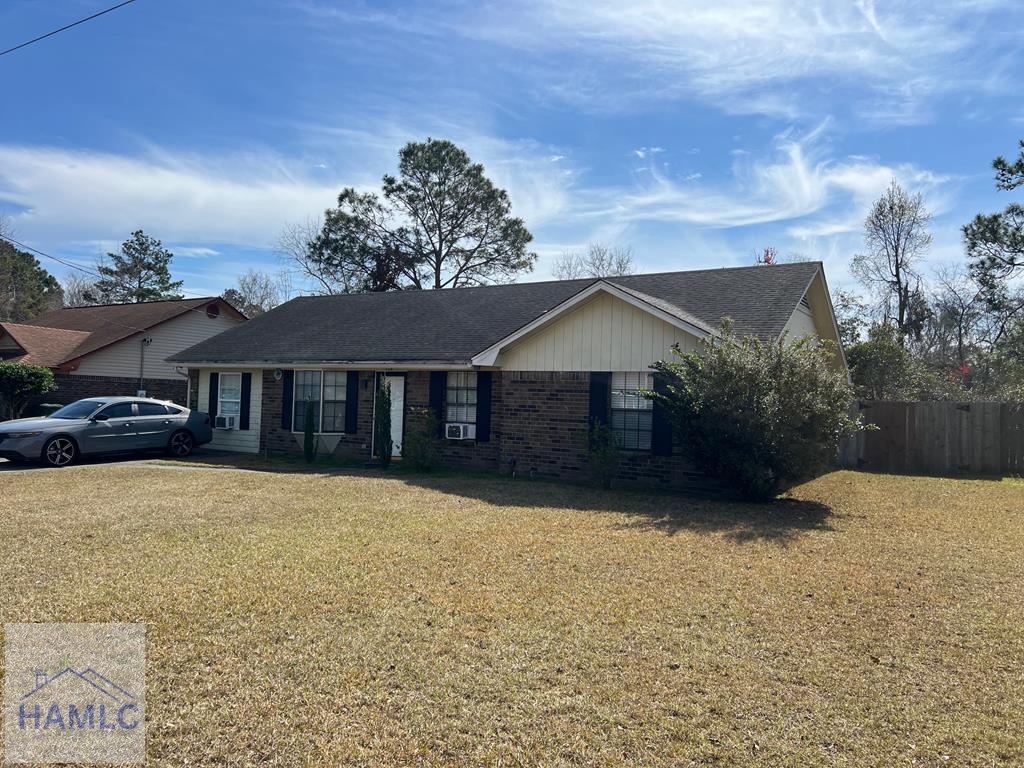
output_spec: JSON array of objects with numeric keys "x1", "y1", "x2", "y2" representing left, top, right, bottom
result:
[
  {"x1": 0, "y1": 324, "x2": 91, "y2": 367},
  {"x1": 170, "y1": 262, "x2": 822, "y2": 365}
]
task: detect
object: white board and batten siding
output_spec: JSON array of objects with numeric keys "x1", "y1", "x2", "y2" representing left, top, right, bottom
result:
[
  {"x1": 197, "y1": 369, "x2": 263, "y2": 454},
  {"x1": 496, "y1": 291, "x2": 701, "y2": 371},
  {"x1": 782, "y1": 303, "x2": 817, "y2": 341},
  {"x1": 72, "y1": 310, "x2": 241, "y2": 381}
]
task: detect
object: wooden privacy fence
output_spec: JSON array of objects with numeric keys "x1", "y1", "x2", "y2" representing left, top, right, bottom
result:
[{"x1": 839, "y1": 401, "x2": 1024, "y2": 476}]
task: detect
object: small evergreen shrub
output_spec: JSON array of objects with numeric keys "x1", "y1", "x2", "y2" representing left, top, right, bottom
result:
[
  {"x1": 374, "y1": 377, "x2": 393, "y2": 469},
  {"x1": 585, "y1": 420, "x2": 620, "y2": 489},
  {"x1": 302, "y1": 399, "x2": 317, "y2": 463},
  {"x1": 403, "y1": 407, "x2": 442, "y2": 472}
]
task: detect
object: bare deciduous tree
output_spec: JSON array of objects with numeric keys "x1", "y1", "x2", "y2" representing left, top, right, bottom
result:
[
  {"x1": 222, "y1": 269, "x2": 289, "y2": 317},
  {"x1": 278, "y1": 216, "x2": 362, "y2": 295},
  {"x1": 62, "y1": 274, "x2": 102, "y2": 307},
  {"x1": 552, "y1": 243, "x2": 635, "y2": 280},
  {"x1": 851, "y1": 180, "x2": 932, "y2": 339}
]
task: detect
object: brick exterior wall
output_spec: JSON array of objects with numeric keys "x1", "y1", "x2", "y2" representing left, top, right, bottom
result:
[
  {"x1": 27, "y1": 373, "x2": 188, "y2": 414},
  {"x1": 258, "y1": 368, "x2": 711, "y2": 491}
]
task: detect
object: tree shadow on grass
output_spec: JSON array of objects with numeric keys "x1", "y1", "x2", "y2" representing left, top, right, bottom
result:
[
  {"x1": 140, "y1": 450, "x2": 835, "y2": 545},
  {"x1": 395, "y1": 472, "x2": 835, "y2": 546},
  {"x1": 613, "y1": 496, "x2": 833, "y2": 544}
]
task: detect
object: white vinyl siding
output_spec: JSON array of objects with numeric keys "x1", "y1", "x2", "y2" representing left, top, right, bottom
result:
[
  {"x1": 497, "y1": 291, "x2": 700, "y2": 371},
  {"x1": 71, "y1": 308, "x2": 241, "y2": 381},
  {"x1": 782, "y1": 301, "x2": 817, "y2": 343},
  {"x1": 197, "y1": 369, "x2": 262, "y2": 454}
]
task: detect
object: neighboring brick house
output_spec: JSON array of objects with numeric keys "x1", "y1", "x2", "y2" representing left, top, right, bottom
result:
[
  {"x1": 170, "y1": 263, "x2": 847, "y2": 489},
  {"x1": 0, "y1": 298, "x2": 246, "y2": 410}
]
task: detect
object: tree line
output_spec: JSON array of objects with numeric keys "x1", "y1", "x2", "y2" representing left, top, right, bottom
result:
[{"x1": 824, "y1": 139, "x2": 1024, "y2": 401}]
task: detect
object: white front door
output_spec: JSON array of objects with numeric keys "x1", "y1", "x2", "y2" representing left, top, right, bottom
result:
[{"x1": 380, "y1": 374, "x2": 404, "y2": 457}]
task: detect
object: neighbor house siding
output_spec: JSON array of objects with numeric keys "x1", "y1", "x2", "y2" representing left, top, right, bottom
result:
[
  {"x1": 496, "y1": 292, "x2": 700, "y2": 371},
  {"x1": 73, "y1": 309, "x2": 240, "y2": 380},
  {"x1": 0, "y1": 332, "x2": 22, "y2": 355},
  {"x1": 197, "y1": 368, "x2": 262, "y2": 454}
]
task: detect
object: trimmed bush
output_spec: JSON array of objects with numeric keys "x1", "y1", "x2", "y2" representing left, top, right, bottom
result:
[{"x1": 0, "y1": 361, "x2": 56, "y2": 421}]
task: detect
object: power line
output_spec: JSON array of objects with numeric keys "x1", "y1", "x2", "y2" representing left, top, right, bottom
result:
[{"x1": 0, "y1": 0, "x2": 140, "y2": 59}]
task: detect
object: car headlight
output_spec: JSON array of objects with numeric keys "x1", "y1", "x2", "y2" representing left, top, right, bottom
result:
[{"x1": 4, "y1": 431, "x2": 43, "y2": 439}]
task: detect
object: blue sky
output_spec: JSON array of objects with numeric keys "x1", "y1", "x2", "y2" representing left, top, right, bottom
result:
[{"x1": 1, "y1": 0, "x2": 1022, "y2": 297}]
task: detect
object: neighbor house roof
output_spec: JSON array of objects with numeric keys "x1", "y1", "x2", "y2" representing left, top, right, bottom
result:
[
  {"x1": 0, "y1": 323, "x2": 91, "y2": 367},
  {"x1": 170, "y1": 262, "x2": 822, "y2": 366},
  {"x1": 1, "y1": 297, "x2": 243, "y2": 369}
]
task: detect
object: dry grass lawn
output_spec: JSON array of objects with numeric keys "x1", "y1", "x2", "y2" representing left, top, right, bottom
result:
[{"x1": 1, "y1": 464, "x2": 1022, "y2": 766}]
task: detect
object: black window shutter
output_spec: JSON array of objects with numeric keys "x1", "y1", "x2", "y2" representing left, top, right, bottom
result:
[
  {"x1": 476, "y1": 371, "x2": 492, "y2": 442},
  {"x1": 429, "y1": 371, "x2": 447, "y2": 437},
  {"x1": 589, "y1": 372, "x2": 610, "y2": 427},
  {"x1": 281, "y1": 370, "x2": 294, "y2": 430},
  {"x1": 651, "y1": 374, "x2": 673, "y2": 456},
  {"x1": 208, "y1": 372, "x2": 219, "y2": 417},
  {"x1": 345, "y1": 371, "x2": 359, "y2": 433},
  {"x1": 239, "y1": 372, "x2": 252, "y2": 430}
]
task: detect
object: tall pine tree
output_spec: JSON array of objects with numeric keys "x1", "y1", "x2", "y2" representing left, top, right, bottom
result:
[
  {"x1": 95, "y1": 230, "x2": 184, "y2": 303},
  {"x1": 964, "y1": 139, "x2": 1024, "y2": 301}
]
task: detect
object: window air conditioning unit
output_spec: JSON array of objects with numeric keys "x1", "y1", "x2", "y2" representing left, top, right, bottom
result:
[
  {"x1": 214, "y1": 414, "x2": 236, "y2": 430},
  {"x1": 446, "y1": 423, "x2": 476, "y2": 440}
]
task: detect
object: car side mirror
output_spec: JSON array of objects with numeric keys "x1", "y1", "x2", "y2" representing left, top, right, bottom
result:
[{"x1": 92, "y1": 413, "x2": 110, "y2": 422}]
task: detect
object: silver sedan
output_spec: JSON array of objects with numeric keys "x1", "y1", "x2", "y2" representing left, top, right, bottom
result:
[{"x1": 0, "y1": 396, "x2": 213, "y2": 467}]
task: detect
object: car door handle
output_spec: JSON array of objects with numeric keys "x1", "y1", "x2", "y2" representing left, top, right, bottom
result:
[{"x1": 162, "y1": 420, "x2": 171, "y2": 425}]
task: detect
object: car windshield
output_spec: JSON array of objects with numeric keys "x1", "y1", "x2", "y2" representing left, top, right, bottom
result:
[{"x1": 49, "y1": 400, "x2": 106, "y2": 420}]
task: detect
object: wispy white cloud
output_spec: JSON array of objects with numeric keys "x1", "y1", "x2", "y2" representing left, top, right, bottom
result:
[
  {"x1": 0, "y1": 119, "x2": 954, "y2": 290},
  {"x1": 447, "y1": 0, "x2": 1021, "y2": 121}
]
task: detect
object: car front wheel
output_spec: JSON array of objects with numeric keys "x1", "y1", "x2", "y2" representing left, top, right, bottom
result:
[
  {"x1": 42, "y1": 436, "x2": 77, "y2": 468},
  {"x1": 168, "y1": 430, "x2": 195, "y2": 458}
]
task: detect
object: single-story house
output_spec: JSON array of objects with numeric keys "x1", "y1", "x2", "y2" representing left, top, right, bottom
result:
[
  {"x1": 0, "y1": 297, "x2": 245, "y2": 408},
  {"x1": 170, "y1": 262, "x2": 845, "y2": 488}
]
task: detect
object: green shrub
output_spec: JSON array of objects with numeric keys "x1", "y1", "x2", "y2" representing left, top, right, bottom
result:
[
  {"x1": 0, "y1": 361, "x2": 56, "y2": 421},
  {"x1": 585, "y1": 420, "x2": 620, "y2": 489},
  {"x1": 651, "y1": 324, "x2": 862, "y2": 501},
  {"x1": 403, "y1": 407, "x2": 442, "y2": 472},
  {"x1": 374, "y1": 377, "x2": 393, "y2": 469},
  {"x1": 302, "y1": 399, "x2": 317, "y2": 463}
]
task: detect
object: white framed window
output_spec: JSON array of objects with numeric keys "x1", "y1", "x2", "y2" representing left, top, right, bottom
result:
[
  {"x1": 321, "y1": 371, "x2": 347, "y2": 433},
  {"x1": 292, "y1": 370, "x2": 347, "y2": 433},
  {"x1": 446, "y1": 371, "x2": 477, "y2": 424},
  {"x1": 218, "y1": 372, "x2": 242, "y2": 417},
  {"x1": 611, "y1": 372, "x2": 653, "y2": 450}
]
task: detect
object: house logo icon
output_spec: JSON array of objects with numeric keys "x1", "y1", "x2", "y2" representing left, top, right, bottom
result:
[
  {"x1": 5, "y1": 623, "x2": 146, "y2": 764},
  {"x1": 18, "y1": 667, "x2": 141, "y2": 732}
]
